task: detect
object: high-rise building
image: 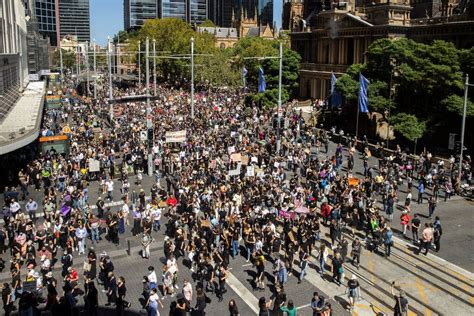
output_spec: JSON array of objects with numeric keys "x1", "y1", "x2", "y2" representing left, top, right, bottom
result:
[
  {"x1": 124, "y1": 0, "x2": 158, "y2": 30},
  {"x1": 158, "y1": 0, "x2": 208, "y2": 24},
  {"x1": 32, "y1": 0, "x2": 60, "y2": 46},
  {"x1": 59, "y1": 0, "x2": 90, "y2": 42},
  {"x1": 208, "y1": 0, "x2": 237, "y2": 27},
  {"x1": 0, "y1": 0, "x2": 29, "y2": 117},
  {"x1": 258, "y1": 0, "x2": 283, "y2": 31}
]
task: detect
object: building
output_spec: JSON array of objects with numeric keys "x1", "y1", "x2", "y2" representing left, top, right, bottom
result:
[
  {"x1": 208, "y1": 0, "x2": 237, "y2": 27},
  {"x1": 23, "y1": 0, "x2": 50, "y2": 75},
  {"x1": 0, "y1": 0, "x2": 29, "y2": 99},
  {"x1": 259, "y1": 0, "x2": 283, "y2": 31},
  {"x1": 158, "y1": 0, "x2": 208, "y2": 24},
  {"x1": 197, "y1": 26, "x2": 239, "y2": 48},
  {"x1": 124, "y1": 0, "x2": 158, "y2": 30},
  {"x1": 59, "y1": 0, "x2": 90, "y2": 42},
  {"x1": 290, "y1": 0, "x2": 474, "y2": 100},
  {"x1": 32, "y1": 0, "x2": 60, "y2": 47},
  {"x1": 0, "y1": 0, "x2": 46, "y2": 155},
  {"x1": 282, "y1": 0, "x2": 303, "y2": 31},
  {"x1": 238, "y1": 8, "x2": 276, "y2": 38}
]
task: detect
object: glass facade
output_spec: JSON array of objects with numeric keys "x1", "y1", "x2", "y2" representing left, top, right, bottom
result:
[
  {"x1": 159, "y1": 0, "x2": 207, "y2": 24},
  {"x1": 125, "y1": 0, "x2": 157, "y2": 30},
  {"x1": 35, "y1": 0, "x2": 58, "y2": 46},
  {"x1": 59, "y1": 0, "x2": 90, "y2": 42},
  {"x1": 258, "y1": 0, "x2": 282, "y2": 30}
]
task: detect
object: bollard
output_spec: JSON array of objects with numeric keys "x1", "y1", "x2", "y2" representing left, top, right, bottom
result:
[{"x1": 127, "y1": 239, "x2": 131, "y2": 256}]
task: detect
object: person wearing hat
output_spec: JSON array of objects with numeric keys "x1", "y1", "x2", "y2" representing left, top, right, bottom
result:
[
  {"x1": 392, "y1": 282, "x2": 409, "y2": 316},
  {"x1": 347, "y1": 274, "x2": 360, "y2": 310}
]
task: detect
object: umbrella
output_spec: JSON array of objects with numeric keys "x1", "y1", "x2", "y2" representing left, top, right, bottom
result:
[{"x1": 294, "y1": 206, "x2": 310, "y2": 214}]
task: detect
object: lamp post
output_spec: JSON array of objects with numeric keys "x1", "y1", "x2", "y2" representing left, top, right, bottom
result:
[
  {"x1": 107, "y1": 37, "x2": 113, "y2": 121},
  {"x1": 93, "y1": 40, "x2": 97, "y2": 100},
  {"x1": 138, "y1": 40, "x2": 141, "y2": 86},
  {"x1": 458, "y1": 74, "x2": 472, "y2": 183},
  {"x1": 190, "y1": 37, "x2": 195, "y2": 120},
  {"x1": 153, "y1": 39, "x2": 157, "y2": 96},
  {"x1": 146, "y1": 37, "x2": 153, "y2": 176}
]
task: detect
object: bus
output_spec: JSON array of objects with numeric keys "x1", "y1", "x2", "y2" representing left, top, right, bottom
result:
[{"x1": 39, "y1": 135, "x2": 70, "y2": 155}]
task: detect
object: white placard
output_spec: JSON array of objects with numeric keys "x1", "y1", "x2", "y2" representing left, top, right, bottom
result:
[
  {"x1": 246, "y1": 166, "x2": 255, "y2": 177},
  {"x1": 89, "y1": 159, "x2": 100, "y2": 172},
  {"x1": 166, "y1": 130, "x2": 187, "y2": 143}
]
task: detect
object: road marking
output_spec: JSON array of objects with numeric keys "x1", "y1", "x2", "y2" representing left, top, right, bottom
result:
[
  {"x1": 296, "y1": 303, "x2": 311, "y2": 310},
  {"x1": 226, "y1": 272, "x2": 259, "y2": 314},
  {"x1": 367, "y1": 251, "x2": 376, "y2": 284},
  {"x1": 242, "y1": 263, "x2": 253, "y2": 267}
]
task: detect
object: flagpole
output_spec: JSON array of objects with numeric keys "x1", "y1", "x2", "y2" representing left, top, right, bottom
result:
[{"x1": 355, "y1": 100, "x2": 360, "y2": 139}]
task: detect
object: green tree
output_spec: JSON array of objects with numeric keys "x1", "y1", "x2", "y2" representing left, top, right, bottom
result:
[
  {"x1": 391, "y1": 113, "x2": 426, "y2": 151},
  {"x1": 52, "y1": 49, "x2": 76, "y2": 71},
  {"x1": 441, "y1": 94, "x2": 474, "y2": 117},
  {"x1": 234, "y1": 37, "x2": 301, "y2": 107}
]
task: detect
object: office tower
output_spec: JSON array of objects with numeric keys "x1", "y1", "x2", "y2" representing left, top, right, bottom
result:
[
  {"x1": 124, "y1": 0, "x2": 158, "y2": 30},
  {"x1": 158, "y1": 0, "x2": 208, "y2": 24},
  {"x1": 59, "y1": 0, "x2": 90, "y2": 42},
  {"x1": 258, "y1": 0, "x2": 283, "y2": 31},
  {"x1": 31, "y1": 0, "x2": 60, "y2": 46},
  {"x1": 208, "y1": 0, "x2": 237, "y2": 27}
]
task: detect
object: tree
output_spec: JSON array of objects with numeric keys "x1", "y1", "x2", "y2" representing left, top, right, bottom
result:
[
  {"x1": 200, "y1": 19, "x2": 216, "y2": 27},
  {"x1": 441, "y1": 95, "x2": 474, "y2": 117},
  {"x1": 52, "y1": 49, "x2": 76, "y2": 71},
  {"x1": 391, "y1": 112, "x2": 426, "y2": 144},
  {"x1": 233, "y1": 37, "x2": 301, "y2": 108}
]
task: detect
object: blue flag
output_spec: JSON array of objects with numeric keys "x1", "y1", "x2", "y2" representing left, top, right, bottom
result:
[
  {"x1": 331, "y1": 72, "x2": 337, "y2": 95},
  {"x1": 258, "y1": 67, "x2": 266, "y2": 93},
  {"x1": 242, "y1": 66, "x2": 248, "y2": 87},
  {"x1": 358, "y1": 73, "x2": 370, "y2": 113}
]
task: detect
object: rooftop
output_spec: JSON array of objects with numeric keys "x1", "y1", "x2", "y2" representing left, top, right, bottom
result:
[{"x1": 0, "y1": 81, "x2": 45, "y2": 155}]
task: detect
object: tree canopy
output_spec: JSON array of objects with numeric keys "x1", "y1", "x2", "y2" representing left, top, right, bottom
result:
[{"x1": 117, "y1": 19, "x2": 301, "y2": 108}]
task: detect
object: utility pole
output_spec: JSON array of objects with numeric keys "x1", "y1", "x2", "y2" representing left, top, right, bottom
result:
[
  {"x1": 153, "y1": 39, "x2": 157, "y2": 96},
  {"x1": 86, "y1": 41, "x2": 89, "y2": 97},
  {"x1": 146, "y1": 37, "x2": 153, "y2": 176},
  {"x1": 190, "y1": 37, "x2": 195, "y2": 120},
  {"x1": 277, "y1": 41, "x2": 283, "y2": 154},
  {"x1": 59, "y1": 45, "x2": 64, "y2": 81},
  {"x1": 458, "y1": 74, "x2": 471, "y2": 183},
  {"x1": 93, "y1": 40, "x2": 97, "y2": 100},
  {"x1": 76, "y1": 44, "x2": 80, "y2": 76},
  {"x1": 138, "y1": 40, "x2": 141, "y2": 86},
  {"x1": 107, "y1": 37, "x2": 113, "y2": 121}
]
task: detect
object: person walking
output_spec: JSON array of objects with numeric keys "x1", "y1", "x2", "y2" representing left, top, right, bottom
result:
[
  {"x1": 400, "y1": 210, "x2": 411, "y2": 238},
  {"x1": 411, "y1": 214, "x2": 421, "y2": 244},
  {"x1": 347, "y1": 274, "x2": 360, "y2": 311},
  {"x1": 75, "y1": 222, "x2": 88, "y2": 255},
  {"x1": 417, "y1": 181, "x2": 424, "y2": 204},
  {"x1": 418, "y1": 223, "x2": 433, "y2": 255},
  {"x1": 146, "y1": 287, "x2": 163, "y2": 316},
  {"x1": 331, "y1": 252, "x2": 344, "y2": 286},
  {"x1": 105, "y1": 272, "x2": 117, "y2": 306},
  {"x1": 116, "y1": 276, "x2": 131, "y2": 314},
  {"x1": 194, "y1": 287, "x2": 207, "y2": 316},
  {"x1": 318, "y1": 244, "x2": 329, "y2": 278},
  {"x1": 298, "y1": 249, "x2": 309, "y2": 284},
  {"x1": 433, "y1": 217, "x2": 443, "y2": 252},
  {"x1": 25, "y1": 198, "x2": 38, "y2": 221},
  {"x1": 383, "y1": 227, "x2": 394, "y2": 257},
  {"x1": 84, "y1": 278, "x2": 98, "y2": 316},
  {"x1": 281, "y1": 299, "x2": 297, "y2": 316},
  {"x1": 392, "y1": 282, "x2": 409, "y2": 316},
  {"x1": 228, "y1": 299, "x2": 240, "y2": 316},
  {"x1": 351, "y1": 238, "x2": 362, "y2": 268},
  {"x1": 428, "y1": 196, "x2": 437, "y2": 219}
]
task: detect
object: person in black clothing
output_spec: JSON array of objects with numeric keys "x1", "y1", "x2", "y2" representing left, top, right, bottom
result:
[
  {"x1": 116, "y1": 276, "x2": 131, "y2": 315},
  {"x1": 84, "y1": 278, "x2": 98, "y2": 316},
  {"x1": 194, "y1": 286, "x2": 207, "y2": 316},
  {"x1": 392, "y1": 282, "x2": 409, "y2": 316},
  {"x1": 228, "y1": 299, "x2": 239, "y2": 316},
  {"x1": 105, "y1": 272, "x2": 117, "y2": 306},
  {"x1": 2, "y1": 283, "x2": 13, "y2": 316},
  {"x1": 411, "y1": 214, "x2": 421, "y2": 243}
]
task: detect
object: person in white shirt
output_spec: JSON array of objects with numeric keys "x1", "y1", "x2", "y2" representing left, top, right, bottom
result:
[
  {"x1": 147, "y1": 266, "x2": 158, "y2": 289},
  {"x1": 10, "y1": 199, "x2": 21, "y2": 216},
  {"x1": 75, "y1": 223, "x2": 88, "y2": 255},
  {"x1": 122, "y1": 203, "x2": 130, "y2": 226},
  {"x1": 152, "y1": 207, "x2": 162, "y2": 231},
  {"x1": 182, "y1": 279, "x2": 193, "y2": 304},
  {"x1": 106, "y1": 179, "x2": 114, "y2": 201}
]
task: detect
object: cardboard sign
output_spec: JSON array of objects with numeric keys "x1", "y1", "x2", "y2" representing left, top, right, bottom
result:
[
  {"x1": 88, "y1": 159, "x2": 100, "y2": 172},
  {"x1": 245, "y1": 165, "x2": 255, "y2": 177},
  {"x1": 166, "y1": 130, "x2": 187, "y2": 143},
  {"x1": 228, "y1": 146, "x2": 236, "y2": 155},
  {"x1": 241, "y1": 155, "x2": 249, "y2": 166},
  {"x1": 230, "y1": 153, "x2": 242, "y2": 162},
  {"x1": 228, "y1": 164, "x2": 241, "y2": 176},
  {"x1": 279, "y1": 210, "x2": 296, "y2": 220}
]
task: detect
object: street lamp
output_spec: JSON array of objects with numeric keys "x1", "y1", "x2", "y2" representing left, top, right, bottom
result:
[{"x1": 458, "y1": 74, "x2": 472, "y2": 184}]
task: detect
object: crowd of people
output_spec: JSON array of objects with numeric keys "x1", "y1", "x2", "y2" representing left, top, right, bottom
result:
[{"x1": 0, "y1": 75, "x2": 471, "y2": 316}]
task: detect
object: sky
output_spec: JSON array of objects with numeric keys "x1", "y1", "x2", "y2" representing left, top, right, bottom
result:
[{"x1": 90, "y1": 0, "x2": 123, "y2": 46}]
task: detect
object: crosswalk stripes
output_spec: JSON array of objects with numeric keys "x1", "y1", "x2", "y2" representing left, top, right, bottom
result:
[{"x1": 226, "y1": 272, "x2": 260, "y2": 314}]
